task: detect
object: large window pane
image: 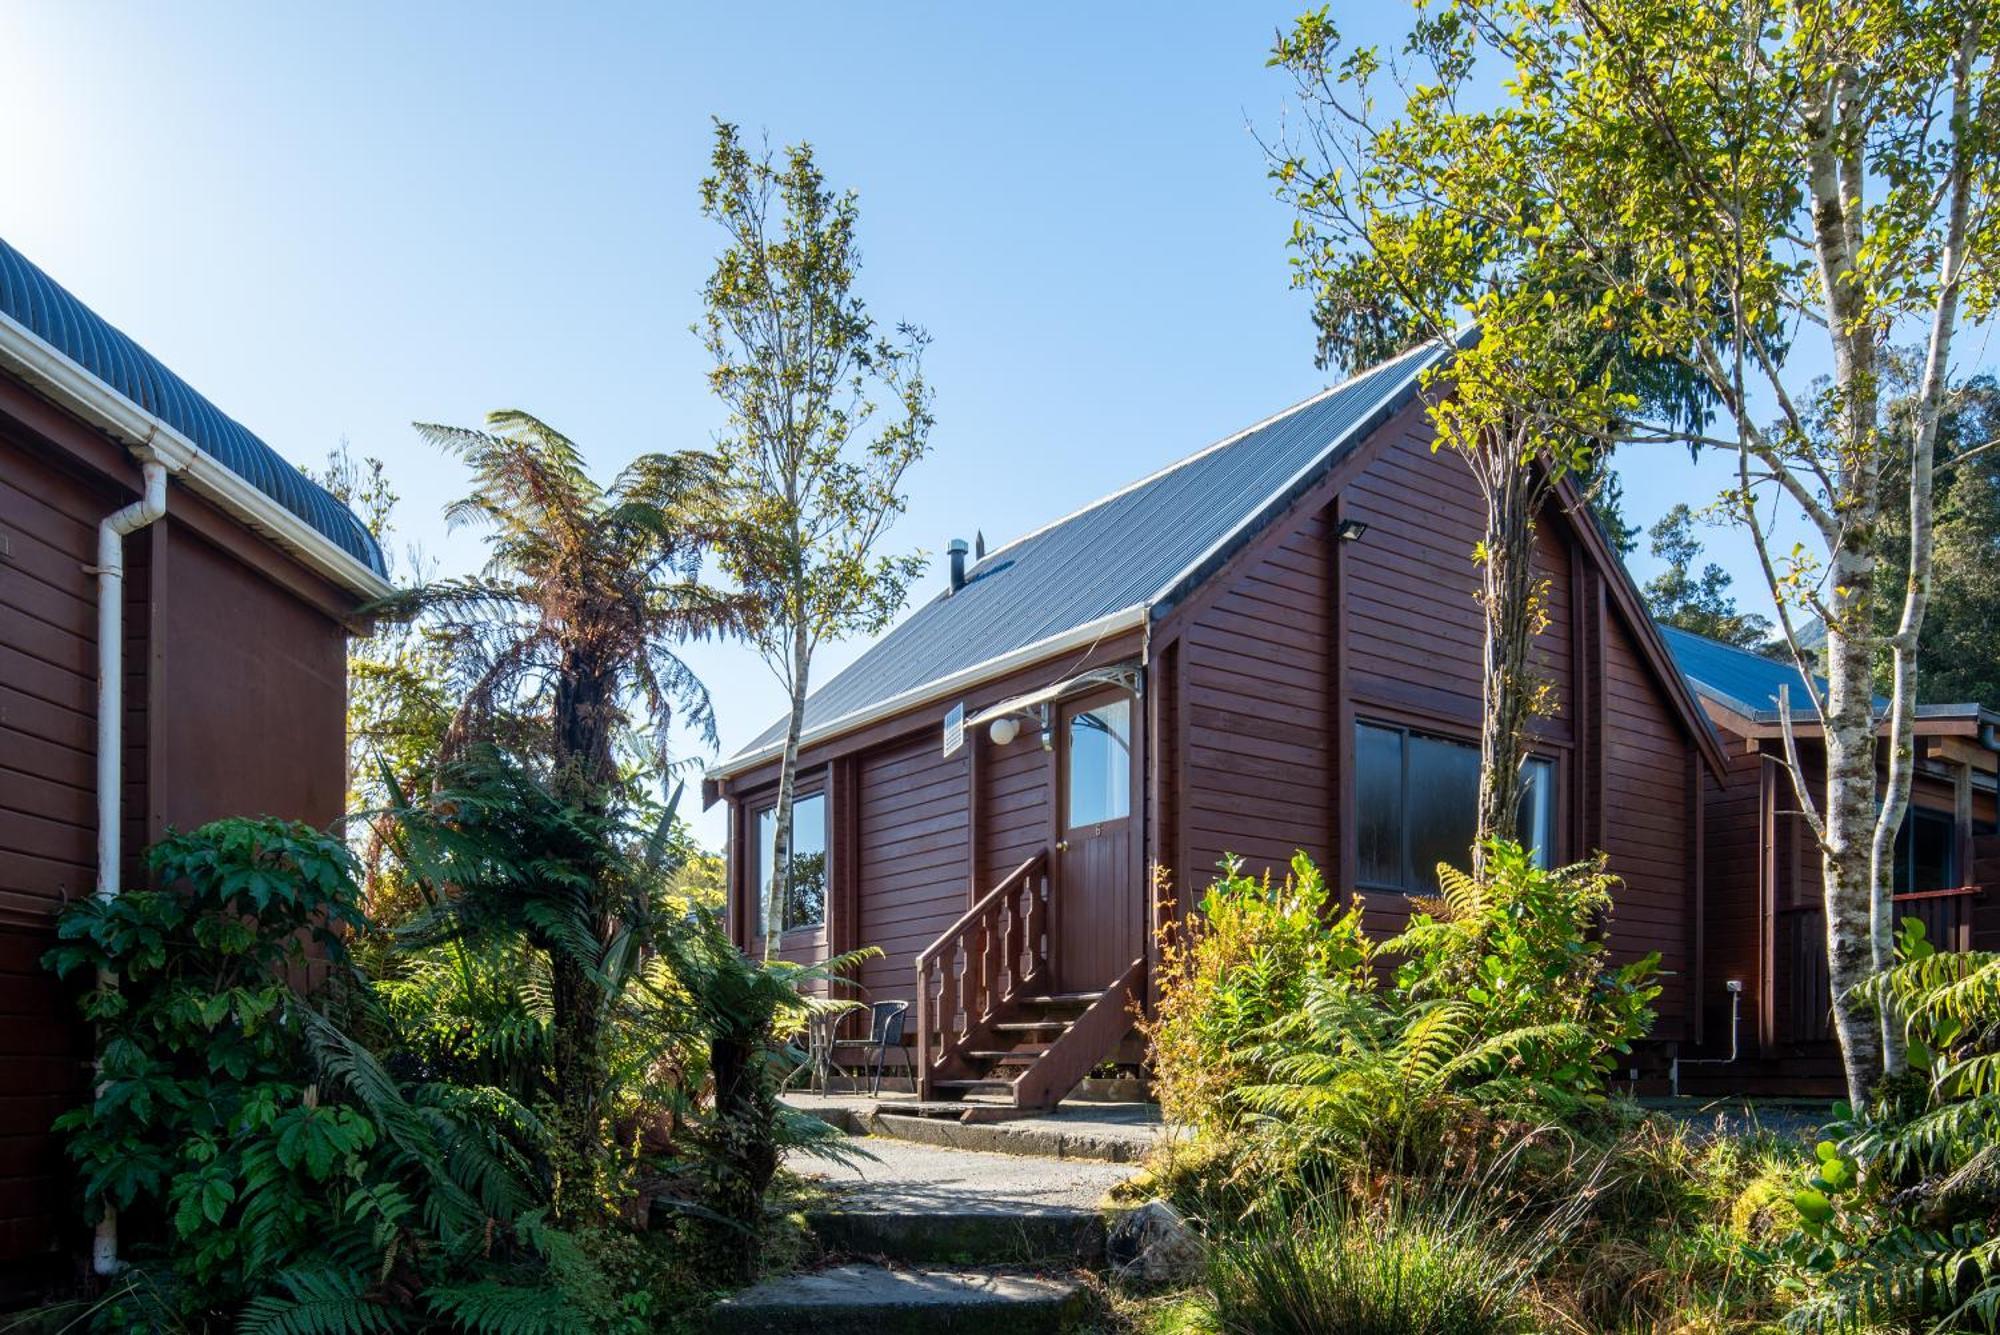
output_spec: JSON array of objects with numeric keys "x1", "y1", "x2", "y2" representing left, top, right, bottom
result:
[
  {"x1": 1895, "y1": 808, "x2": 1956, "y2": 895},
  {"x1": 1067, "y1": 700, "x2": 1132, "y2": 828},
  {"x1": 1354, "y1": 721, "x2": 1556, "y2": 891},
  {"x1": 758, "y1": 792, "x2": 828, "y2": 935},
  {"x1": 1405, "y1": 733, "x2": 1481, "y2": 893},
  {"x1": 1355, "y1": 724, "x2": 1404, "y2": 886}
]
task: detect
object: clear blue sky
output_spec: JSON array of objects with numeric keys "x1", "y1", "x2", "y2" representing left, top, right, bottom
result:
[{"x1": 2, "y1": 3, "x2": 1764, "y2": 848}]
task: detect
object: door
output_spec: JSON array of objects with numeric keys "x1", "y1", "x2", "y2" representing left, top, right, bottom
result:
[{"x1": 1055, "y1": 689, "x2": 1142, "y2": 990}]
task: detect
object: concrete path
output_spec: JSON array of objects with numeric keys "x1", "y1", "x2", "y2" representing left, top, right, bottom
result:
[{"x1": 787, "y1": 1093, "x2": 1171, "y2": 1163}]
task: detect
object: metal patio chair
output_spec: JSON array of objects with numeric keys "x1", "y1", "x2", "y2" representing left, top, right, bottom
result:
[{"x1": 828, "y1": 1000, "x2": 912, "y2": 1097}]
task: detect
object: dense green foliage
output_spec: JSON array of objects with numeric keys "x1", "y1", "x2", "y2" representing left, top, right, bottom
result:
[
  {"x1": 1145, "y1": 841, "x2": 1657, "y2": 1170},
  {"x1": 44, "y1": 793, "x2": 855, "y2": 1330},
  {"x1": 1768, "y1": 928, "x2": 2000, "y2": 1332},
  {"x1": 43, "y1": 820, "x2": 564, "y2": 1330}
]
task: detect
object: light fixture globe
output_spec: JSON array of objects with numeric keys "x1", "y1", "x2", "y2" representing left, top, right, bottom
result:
[{"x1": 988, "y1": 716, "x2": 1021, "y2": 747}]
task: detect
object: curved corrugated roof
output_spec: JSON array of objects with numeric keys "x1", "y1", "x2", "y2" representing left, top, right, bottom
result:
[
  {"x1": 0, "y1": 235, "x2": 386, "y2": 576},
  {"x1": 724, "y1": 340, "x2": 1445, "y2": 766}
]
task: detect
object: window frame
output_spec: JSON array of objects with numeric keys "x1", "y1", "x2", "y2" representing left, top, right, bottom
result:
[
  {"x1": 753, "y1": 784, "x2": 831, "y2": 939},
  {"x1": 1353, "y1": 718, "x2": 1558, "y2": 895}
]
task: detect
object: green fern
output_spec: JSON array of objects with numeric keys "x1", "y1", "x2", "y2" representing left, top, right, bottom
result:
[
  {"x1": 423, "y1": 1280, "x2": 589, "y2": 1335},
  {"x1": 237, "y1": 1268, "x2": 404, "y2": 1335}
]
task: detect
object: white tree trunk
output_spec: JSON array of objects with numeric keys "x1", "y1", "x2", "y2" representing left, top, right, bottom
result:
[{"x1": 764, "y1": 628, "x2": 813, "y2": 961}]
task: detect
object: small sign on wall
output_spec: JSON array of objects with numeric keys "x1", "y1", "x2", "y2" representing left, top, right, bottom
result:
[{"x1": 943, "y1": 702, "x2": 965, "y2": 758}]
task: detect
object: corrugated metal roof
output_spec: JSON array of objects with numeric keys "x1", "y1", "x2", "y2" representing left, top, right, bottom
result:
[
  {"x1": 0, "y1": 235, "x2": 386, "y2": 577},
  {"x1": 725, "y1": 340, "x2": 1445, "y2": 766},
  {"x1": 1657, "y1": 623, "x2": 1860, "y2": 718}
]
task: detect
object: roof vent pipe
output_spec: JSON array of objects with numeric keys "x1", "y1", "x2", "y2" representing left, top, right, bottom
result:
[{"x1": 947, "y1": 538, "x2": 969, "y2": 593}]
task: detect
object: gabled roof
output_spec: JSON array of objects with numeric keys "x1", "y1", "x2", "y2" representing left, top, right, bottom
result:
[
  {"x1": 1659, "y1": 623, "x2": 1997, "y2": 733},
  {"x1": 716, "y1": 340, "x2": 1450, "y2": 775},
  {"x1": 1657, "y1": 624, "x2": 1839, "y2": 721},
  {"x1": 0, "y1": 234, "x2": 387, "y2": 580}
]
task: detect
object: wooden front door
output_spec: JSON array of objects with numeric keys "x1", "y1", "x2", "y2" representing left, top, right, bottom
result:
[{"x1": 1055, "y1": 689, "x2": 1142, "y2": 990}]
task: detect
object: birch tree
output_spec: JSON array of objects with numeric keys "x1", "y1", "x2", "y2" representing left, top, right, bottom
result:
[
  {"x1": 1269, "y1": 0, "x2": 1997, "y2": 1105},
  {"x1": 700, "y1": 121, "x2": 933, "y2": 958}
]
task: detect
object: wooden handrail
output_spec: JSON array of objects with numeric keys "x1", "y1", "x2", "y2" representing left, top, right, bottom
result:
[
  {"x1": 1892, "y1": 884, "x2": 1986, "y2": 903},
  {"x1": 916, "y1": 852, "x2": 1047, "y2": 970},
  {"x1": 914, "y1": 848, "x2": 1052, "y2": 1099}
]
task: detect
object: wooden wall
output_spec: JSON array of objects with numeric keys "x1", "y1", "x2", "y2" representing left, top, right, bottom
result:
[
  {"x1": 1693, "y1": 727, "x2": 1996, "y2": 1095},
  {"x1": 1598, "y1": 613, "x2": 1694, "y2": 1039},
  {"x1": 854, "y1": 737, "x2": 968, "y2": 1002},
  {"x1": 1178, "y1": 510, "x2": 1335, "y2": 886},
  {"x1": 0, "y1": 415, "x2": 358, "y2": 1275},
  {"x1": 0, "y1": 431, "x2": 111, "y2": 1268}
]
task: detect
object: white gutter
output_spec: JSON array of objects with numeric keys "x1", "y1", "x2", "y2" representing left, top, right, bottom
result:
[
  {"x1": 709, "y1": 604, "x2": 1148, "y2": 782},
  {"x1": 0, "y1": 309, "x2": 393, "y2": 603},
  {"x1": 88, "y1": 450, "x2": 178, "y2": 1276}
]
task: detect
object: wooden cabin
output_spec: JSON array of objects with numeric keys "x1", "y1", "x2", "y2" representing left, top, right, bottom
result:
[
  {"x1": 1663, "y1": 626, "x2": 2000, "y2": 1097},
  {"x1": 708, "y1": 342, "x2": 1727, "y2": 1110},
  {"x1": 0, "y1": 236, "x2": 389, "y2": 1281}
]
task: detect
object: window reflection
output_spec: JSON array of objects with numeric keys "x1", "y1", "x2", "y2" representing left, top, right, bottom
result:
[
  {"x1": 1067, "y1": 700, "x2": 1132, "y2": 828},
  {"x1": 757, "y1": 792, "x2": 827, "y2": 935},
  {"x1": 1354, "y1": 722, "x2": 1555, "y2": 892}
]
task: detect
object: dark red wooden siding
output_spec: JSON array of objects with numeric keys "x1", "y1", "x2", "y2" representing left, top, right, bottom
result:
[
  {"x1": 854, "y1": 736, "x2": 969, "y2": 1001},
  {"x1": 1179, "y1": 510, "x2": 1336, "y2": 885}
]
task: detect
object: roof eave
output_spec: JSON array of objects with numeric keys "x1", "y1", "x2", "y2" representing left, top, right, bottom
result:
[
  {"x1": 0, "y1": 308, "x2": 393, "y2": 603},
  {"x1": 706, "y1": 603, "x2": 1149, "y2": 785}
]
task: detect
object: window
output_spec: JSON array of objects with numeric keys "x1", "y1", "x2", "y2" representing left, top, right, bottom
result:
[
  {"x1": 1067, "y1": 699, "x2": 1132, "y2": 828},
  {"x1": 757, "y1": 792, "x2": 827, "y2": 935},
  {"x1": 1354, "y1": 721, "x2": 1555, "y2": 893},
  {"x1": 1893, "y1": 808, "x2": 1957, "y2": 895}
]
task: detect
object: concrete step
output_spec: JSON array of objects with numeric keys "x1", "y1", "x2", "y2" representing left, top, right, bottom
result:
[
  {"x1": 703, "y1": 1264, "x2": 1087, "y2": 1335},
  {"x1": 808, "y1": 1206, "x2": 1108, "y2": 1266}
]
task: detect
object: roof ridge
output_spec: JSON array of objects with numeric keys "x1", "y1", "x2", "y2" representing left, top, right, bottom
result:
[{"x1": 965, "y1": 339, "x2": 1438, "y2": 578}]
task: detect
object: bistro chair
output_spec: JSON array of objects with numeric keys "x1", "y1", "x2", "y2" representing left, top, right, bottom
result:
[{"x1": 829, "y1": 1000, "x2": 912, "y2": 1097}]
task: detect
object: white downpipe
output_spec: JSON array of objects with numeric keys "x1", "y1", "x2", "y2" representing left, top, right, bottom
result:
[{"x1": 89, "y1": 452, "x2": 173, "y2": 1277}]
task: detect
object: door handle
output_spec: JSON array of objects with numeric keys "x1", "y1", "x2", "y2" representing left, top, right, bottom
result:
[{"x1": 1055, "y1": 840, "x2": 1068, "y2": 852}]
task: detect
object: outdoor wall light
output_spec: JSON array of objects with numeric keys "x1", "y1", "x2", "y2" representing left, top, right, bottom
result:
[
  {"x1": 988, "y1": 716, "x2": 1021, "y2": 747},
  {"x1": 1336, "y1": 518, "x2": 1370, "y2": 543}
]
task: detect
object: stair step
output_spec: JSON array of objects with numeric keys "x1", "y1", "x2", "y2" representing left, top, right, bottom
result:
[
  {"x1": 807, "y1": 1207, "x2": 1108, "y2": 1266},
  {"x1": 1019, "y1": 992, "x2": 1102, "y2": 1006},
  {"x1": 967, "y1": 1045, "x2": 1050, "y2": 1060},
  {"x1": 933, "y1": 1077, "x2": 1018, "y2": 1091},
  {"x1": 993, "y1": 1020, "x2": 1070, "y2": 1033},
  {"x1": 704, "y1": 1264, "x2": 1086, "y2": 1334},
  {"x1": 975, "y1": 1053, "x2": 1040, "y2": 1067}
]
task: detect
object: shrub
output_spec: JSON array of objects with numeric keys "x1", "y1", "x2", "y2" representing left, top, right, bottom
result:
[
  {"x1": 1142, "y1": 853, "x2": 1372, "y2": 1133},
  {"x1": 1147, "y1": 840, "x2": 1659, "y2": 1170},
  {"x1": 1771, "y1": 923, "x2": 2000, "y2": 1333}
]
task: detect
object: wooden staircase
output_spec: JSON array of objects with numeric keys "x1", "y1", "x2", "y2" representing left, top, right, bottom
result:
[{"x1": 914, "y1": 851, "x2": 1143, "y2": 1111}]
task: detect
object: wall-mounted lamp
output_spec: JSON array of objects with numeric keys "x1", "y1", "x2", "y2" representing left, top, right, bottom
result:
[
  {"x1": 1336, "y1": 518, "x2": 1370, "y2": 543},
  {"x1": 988, "y1": 716, "x2": 1021, "y2": 747}
]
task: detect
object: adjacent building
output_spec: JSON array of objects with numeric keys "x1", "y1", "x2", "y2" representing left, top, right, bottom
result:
[{"x1": 0, "y1": 236, "x2": 389, "y2": 1276}]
